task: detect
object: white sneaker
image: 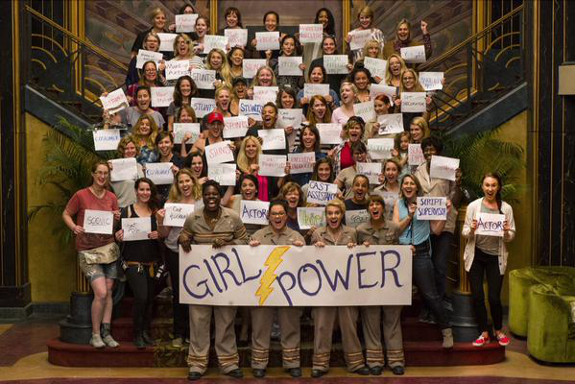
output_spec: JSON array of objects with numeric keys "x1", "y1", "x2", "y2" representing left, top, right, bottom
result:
[
  {"x1": 102, "y1": 334, "x2": 120, "y2": 348},
  {"x1": 90, "y1": 333, "x2": 105, "y2": 348},
  {"x1": 172, "y1": 337, "x2": 183, "y2": 348}
]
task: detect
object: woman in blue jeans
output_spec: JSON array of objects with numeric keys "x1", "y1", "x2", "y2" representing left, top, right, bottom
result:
[{"x1": 393, "y1": 174, "x2": 454, "y2": 348}]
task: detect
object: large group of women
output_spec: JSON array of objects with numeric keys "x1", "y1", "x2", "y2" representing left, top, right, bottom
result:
[{"x1": 63, "y1": 2, "x2": 516, "y2": 381}]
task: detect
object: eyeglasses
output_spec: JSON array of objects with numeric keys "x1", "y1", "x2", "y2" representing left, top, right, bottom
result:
[{"x1": 270, "y1": 212, "x2": 286, "y2": 217}]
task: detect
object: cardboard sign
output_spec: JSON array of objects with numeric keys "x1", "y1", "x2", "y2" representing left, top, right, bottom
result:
[
  {"x1": 253, "y1": 86, "x2": 279, "y2": 104},
  {"x1": 429, "y1": 155, "x2": 459, "y2": 181},
  {"x1": 288, "y1": 152, "x2": 315, "y2": 174},
  {"x1": 401, "y1": 92, "x2": 427, "y2": 113},
  {"x1": 401, "y1": 45, "x2": 426, "y2": 63},
  {"x1": 93, "y1": 129, "x2": 121, "y2": 151},
  {"x1": 175, "y1": 14, "x2": 199, "y2": 33},
  {"x1": 345, "y1": 209, "x2": 370, "y2": 228},
  {"x1": 157, "y1": 33, "x2": 178, "y2": 52},
  {"x1": 163, "y1": 203, "x2": 195, "y2": 227},
  {"x1": 316, "y1": 123, "x2": 343, "y2": 145},
  {"x1": 419, "y1": 72, "x2": 444, "y2": 91},
  {"x1": 179, "y1": 244, "x2": 413, "y2": 306},
  {"x1": 203, "y1": 35, "x2": 228, "y2": 52},
  {"x1": 173, "y1": 123, "x2": 201, "y2": 144},
  {"x1": 258, "y1": 154, "x2": 287, "y2": 177},
  {"x1": 208, "y1": 163, "x2": 236, "y2": 186},
  {"x1": 324, "y1": 55, "x2": 349, "y2": 75},
  {"x1": 370, "y1": 83, "x2": 397, "y2": 99},
  {"x1": 353, "y1": 101, "x2": 376, "y2": 123},
  {"x1": 110, "y1": 158, "x2": 138, "y2": 182},
  {"x1": 225, "y1": 28, "x2": 248, "y2": 47},
  {"x1": 256, "y1": 31, "x2": 280, "y2": 51},
  {"x1": 367, "y1": 138, "x2": 394, "y2": 160},
  {"x1": 122, "y1": 217, "x2": 152, "y2": 241},
  {"x1": 258, "y1": 129, "x2": 286, "y2": 150},
  {"x1": 306, "y1": 180, "x2": 338, "y2": 205},
  {"x1": 100, "y1": 88, "x2": 129, "y2": 114},
  {"x1": 381, "y1": 191, "x2": 398, "y2": 219},
  {"x1": 357, "y1": 162, "x2": 381, "y2": 184},
  {"x1": 136, "y1": 49, "x2": 163, "y2": 69},
  {"x1": 83, "y1": 210, "x2": 114, "y2": 235},
  {"x1": 205, "y1": 141, "x2": 234, "y2": 165},
  {"x1": 349, "y1": 29, "x2": 374, "y2": 50},
  {"x1": 364, "y1": 57, "x2": 387, "y2": 80},
  {"x1": 150, "y1": 86, "x2": 175, "y2": 108},
  {"x1": 191, "y1": 97, "x2": 217, "y2": 118},
  {"x1": 223, "y1": 116, "x2": 249, "y2": 138},
  {"x1": 165, "y1": 60, "x2": 191, "y2": 81},
  {"x1": 240, "y1": 200, "x2": 270, "y2": 225},
  {"x1": 303, "y1": 83, "x2": 330, "y2": 100},
  {"x1": 416, "y1": 197, "x2": 447, "y2": 220},
  {"x1": 475, "y1": 213, "x2": 506, "y2": 237},
  {"x1": 243, "y1": 59, "x2": 267, "y2": 79},
  {"x1": 299, "y1": 24, "x2": 323, "y2": 44},
  {"x1": 191, "y1": 68, "x2": 216, "y2": 89},
  {"x1": 277, "y1": 109, "x2": 303, "y2": 129},
  {"x1": 238, "y1": 99, "x2": 263, "y2": 121},
  {"x1": 377, "y1": 113, "x2": 404, "y2": 135},
  {"x1": 408, "y1": 144, "x2": 425, "y2": 166},
  {"x1": 278, "y1": 56, "x2": 303, "y2": 76},
  {"x1": 145, "y1": 162, "x2": 174, "y2": 185},
  {"x1": 297, "y1": 207, "x2": 326, "y2": 229}
]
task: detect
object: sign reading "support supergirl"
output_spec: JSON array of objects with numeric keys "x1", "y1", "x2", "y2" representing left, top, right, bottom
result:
[{"x1": 179, "y1": 245, "x2": 412, "y2": 307}]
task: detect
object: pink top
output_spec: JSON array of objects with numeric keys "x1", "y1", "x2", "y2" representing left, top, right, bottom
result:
[
  {"x1": 331, "y1": 107, "x2": 352, "y2": 125},
  {"x1": 257, "y1": 174, "x2": 270, "y2": 201}
]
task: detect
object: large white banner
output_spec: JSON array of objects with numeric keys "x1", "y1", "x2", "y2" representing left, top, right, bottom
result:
[{"x1": 179, "y1": 245, "x2": 412, "y2": 306}]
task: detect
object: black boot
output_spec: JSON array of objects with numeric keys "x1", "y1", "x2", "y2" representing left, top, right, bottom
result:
[{"x1": 134, "y1": 332, "x2": 146, "y2": 349}]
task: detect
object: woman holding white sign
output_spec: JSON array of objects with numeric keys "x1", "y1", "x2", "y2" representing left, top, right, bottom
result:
[
  {"x1": 296, "y1": 64, "x2": 340, "y2": 116},
  {"x1": 396, "y1": 69, "x2": 431, "y2": 131},
  {"x1": 311, "y1": 199, "x2": 369, "y2": 377},
  {"x1": 301, "y1": 157, "x2": 336, "y2": 206},
  {"x1": 237, "y1": 136, "x2": 269, "y2": 201},
  {"x1": 393, "y1": 174, "x2": 454, "y2": 349},
  {"x1": 117, "y1": 86, "x2": 165, "y2": 129},
  {"x1": 126, "y1": 33, "x2": 164, "y2": 86},
  {"x1": 115, "y1": 177, "x2": 161, "y2": 349},
  {"x1": 382, "y1": 19, "x2": 432, "y2": 62},
  {"x1": 127, "y1": 60, "x2": 166, "y2": 105},
  {"x1": 227, "y1": 48, "x2": 245, "y2": 82},
  {"x1": 345, "y1": 5, "x2": 384, "y2": 64},
  {"x1": 339, "y1": 116, "x2": 366, "y2": 170},
  {"x1": 205, "y1": 48, "x2": 233, "y2": 89},
  {"x1": 62, "y1": 161, "x2": 121, "y2": 349},
  {"x1": 192, "y1": 17, "x2": 210, "y2": 58},
  {"x1": 366, "y1": 94, "x2": 394, "y2": 139},
  {"x1": 170, "y1": 33, "x2": 204, "y2": 72},
  {"x1": 130, "y1": 7, "x2": 169, "y2": 59},
  {"x1": 385, "y1": 54, "x2": 408, "y2": 88},
  {"x1": 167, "y1": 75, "x2": 199, "y2": 131},
  {"x1": 269, "y1": 35, "x2": 304, "y2": 93},
  {"x1": 110, "y1": 136, "x2": 145, "y2": 208},
  {"x1": 154, "y1": 131, "x2": 184, "y2": 203},
  {"x1": 331, "y1": 81, "x2": 357, "y2": 125},
  {"x1": 287, "y1": 125, "x2": 326, "y2": 188},
  {"x1": 462, "y1": 173, "x2": 515, "y2": 347},
  {"x1": 132, "y1": 114, "x2": 159, "y2": 165},
  {"x1": 309, "y1": 36, "x2": 349, "y2": 95}
]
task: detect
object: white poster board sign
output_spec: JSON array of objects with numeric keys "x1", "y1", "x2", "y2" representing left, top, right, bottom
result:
[
  {"x1": 377, "y1": 114, "x2": 404, "y2": 135},
  {"x1": 205, "y1": 141, "x2": 234, "y2": 165},
  {"x1": 100, "y1": 88, "x2": 129, "y2": 114},
  {"x1": 401, "y1": 45, "x2": 426, "y2": 63},
  {"x1": 175, "y1": 14, "x2": 199, "y2": 33},
  {"x1": 223, "y1": 116, "x2": 249, "y2": 138},
  {"x1": 83, "y1": 210, "x2": 114, "y2": 235},
  {"x1": 240, "y1": 200, "x2": 270, "y2": 225},
  {"x1": 316, "y1": 123, "x2": 343, "y2": 145},
  {"x1": 357, "y1": 162, "x2": 381, "y2": 184},
  {"x1": 324, "y1": 55, "x2": 349, "y2": 75},
  {"x1": 253, "y1": 86, "x2": 279, "y2": 104},
  {"x1": 203, "y1": 35, "x2": 228, "y2": 52},
  {"x1": 151, "y1": 86, "x2": 175, "y2": 108},
  {"x1": 364, "y1": 57, "x2": 387, "y2": 79},
  {"x1": 475, "y1": 213, "x2": 506, "y2": 237},
  {"x1": 110, "y1": 158, "x2": 138, "y2": 182},
  {"x1": 238, "y1": 99, "x2": 263, "y2": 121},
  {"x1": 243, "y1": 59, "x2": 267, "y2": 79},
  {"x1": 191, "y1": 68, "x2": 216, "y2": 90},
  {"x1": 349, "y1": 29, "x2": 373, "y2": 50},
  {"x1": 288, "y1": 152, "x2": 315, "y2": 174},
  {"x1": 256, "y1": 31, "x2": 280, "y2": 51},
  {"x1": 277, "y1": 109, "x2": 303, "y2": 129},
  {"x1": 370, "y1": 83, "x2": 397, "y2": 99},
  {"x1": 299, "y1": 24, "x2": 323, "y2": 44},
  {"x1": 173, "y1": 123, "x2": 201, "y2": 144},
  {"x1": 353, "y1": 101, "x2": 376, "y2": 123},
  {"x1": 165, "y1": 60, "x2": 190, "y2": 81},
  {"x1": 122, "y1": 217, "x2": 152, "y2": 241},
  {"x1": 258, "y1": 129, "x2": 286, "y2": 150},
  {"x1": 408, "y1": 144, "x2": 425, "y2": 166},
  {"x1": 416, "y1": 197, "x2": 447, "y2": 220},
  {"x1": 191, "y1": 98, "x2": 217, "y2": 118},
  {"x1": 419, "y1": 72, "x2": 444, "y2": 91},
  {"x1": 367, "y1": 138, "x2": 394, "y2": 160},
  {"x1": 93, "y1": 129, "x2": 121, "y2": 151},
  {"x1": 225, "y1": 29, "x2": 248, "y2": 47},
  {"x1": 303, "y1": 83, "x2": 330, "y2": 100},
  {"x1": 401, "y1": 92, "x2": 427, "y2": 113},
  {"x1": 297, "y1": 207, "x2": 326, "y2": 230},
  {"x1": 429, "y1": 155, "x2": 459, "y2": 181},
  {"x1": 164, "y1": 203, "x2": 195, "y2": 227},
  {"x1": 278, "y1": 56, "x2": 303, "y2": 76},
  {"x1": 145, "y1": 162, "x2": 174, "y2": 185},
  {"x1": 258, "y1": 154, "x2": 287, "y2": 177},
  {"x1": 208, "y1": 163, "x2": 236, "y2": 186},
  {"x1": 306, "y1": 181, "x2": 338, "y2": 205},
  {"x1": 136, "y1": 49, "x2": 163, "y2": 69},
  {"x1": 157, "y1": 33, "x2": 178, "y2": 52},
  {"x1": 345, "y1": 209, "x2": 370, "y2": 228}
]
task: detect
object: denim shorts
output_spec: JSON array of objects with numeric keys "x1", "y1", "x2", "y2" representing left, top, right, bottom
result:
[{"x1": 78, "y1": 253, "x2": 118, "y2": 282}]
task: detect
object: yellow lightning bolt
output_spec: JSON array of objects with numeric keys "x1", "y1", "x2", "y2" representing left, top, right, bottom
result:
[{"x1": 255, "y1": 246, "x2": 290, "y2": 306}]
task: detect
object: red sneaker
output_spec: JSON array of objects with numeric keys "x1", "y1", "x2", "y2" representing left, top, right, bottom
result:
[
  {"x1": 472, "y1": 334, "x2": 490, "y2": 347},
  {"x1": 496, "y1": 332, "x2": 510, "y2": 346}
]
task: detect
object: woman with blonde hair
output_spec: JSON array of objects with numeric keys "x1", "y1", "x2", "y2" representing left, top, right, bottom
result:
[
  {"x1": 346, "y1": 5, "x2": 384, "y2": 63},
  {"x1": 130, "y1": 7, "x2": 169, "y2": 59},
  {"x1": 385, "y1": 54, "x2": 408, "y2": 87},
  {"x1": 205, "y1": 48, "x2": 233, "y2": 88},
  {"x1": 396, "y1": 69, "x2": 431, "y2": 129},
  {"x1": 236, "y1": 136, "x2": 270, "y2": 201},
  {"x1": 110, "y1": 136, "x2": 145, "y2": 208},
  {"x1": 331, "y1": 81, "x2": 358, "y2": 125},
  {"x1": 170, "y1": 33, "x2": 204, "y2": 73},
  {"x1": 247, "y1": 66, "x2": 278, "y2": 99},
  {"x1": 383, "y1": 18, "x2": 433, "y2": 61},
  {"x1": 132, "y1": 114, "x2": 159, "y2": 165}
]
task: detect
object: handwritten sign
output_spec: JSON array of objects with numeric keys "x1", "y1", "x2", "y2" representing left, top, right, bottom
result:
[
  {"x1": 299, "y1": 24, "x2": 323, "y2": 44},
  {"x1": 175, "y1": 14, "x2": 199, "y2": 33},
  {"x1": 306, "y1": 180, "x2": 338, "y2": 205},
  {"x1": 370, "y1": 83, "x2": 397, "y2": 99},
  {"x1": 367, "y1": 138, "x2": 394, "y2": 160},
  {"x1": 253, "y1": 86, "x2": 279, "y2": 104},
  {"x1": 223, "y1": 116, "x2": 249, "y2": 138},
  {"x1": 256, "y1": 31, "x2": 280, "y2": 51},
  {"x1": 401, "y1": 45, "x2": 426, "y2": 63},
  {"x1": 100, "y1": 88, "x2": 129, "y2": 114},
  {"x1": 416, "y1": 197, "x2": 447, "y2": 220},
  {"x1": 316, "y1": 123, "x2": 343, "y2": 145},
  {"x1": 238, "y1": 99, "x2": 263, "y2": 121},
  {"x1": 408, "y1": 144, "x2": 425, "y2": 166},
  {"x1": 157, "y1": 33, "x2": 178, "y2": 52},
  {"x1": 258, "y1": 129, "x2": 286, "y2": 150},
  {"x1": 364, "y1": 57, "x2": 387, "y2": 80},
  {"x1": 349, "y1": 29, "x2": 373, "y2": 50},
  {"x1": 240, "y1": 200, "x2": 270, "y2": 225},
  {"x1": 419, "y1": 72, "x2": 444, "y2": 91},
  {"x1": 354, "y1": 101, "x2": 376, "y2": 123},
  {"x1": 324, "y1": 55, "x2": 349, "y2": 75},
  {"x1": 83, "y1": 210, "x2": 114, "y2": 235},
  {"x1": 401, "y1": 92, "x2": 427, "y2": 113},
  {"x1": 377, "y1": 113, "x2": 404, "y2": 135},
  {"x1": 145, "y1": 162, "x2": 174, "y2": 185},
  {"x1": 288, "y1": 152, "x2": 315, "y2": 174},
  {"x1": 357, "y1": 162, "x2": 381, "y2": 184},
  {"x1": 475, "y1": 213, "x2": 505, "y2": 237},
  {"x1": 191, "y1": 97, "x2": 217, "y2": 118},
  {"x1": 225, "y1": 29, "x2": 248, "y2": 47},
  {"x1": 136, "y1": 49, "x2": 163, "y2": 69},
  {"x1": 173, "y1": 123, "x2": 200, "y2": 144},
  {"x1": 203, "y1": 35, "x2": 228, "y2": 52},
  {"x1": 258, "y1": 154, "x2": 287, "y2": 177},
  {"x1": 208, "y1": 163, "x2": 236, "y2": 186},
  {"x1": 205, "y1": 141, "x2": 234, "y2": 165},
  {"x1": 381, "y1": 191, "x2": 398, "y2": 220},
  {"x1": 430, "y1": 155, "x2": 459, "y2": 181},
  {"x1": 191, "y1": 68, "x2": 216, "y2": 89},
  {"x1": 303, "y1": 83, "x2": 330, "y2": 100},
  {"x1": 297, "y1": 207, "x2": 326, "y2": 229},
  {"x1": 243, "y1": 59, "x2": 267, "y2": 79},
  {"x1": 93, "y1": 129, "x2": 121, "y2": 151},
  {"x1": 345, "y1": 209, "x2": 370, "y2": 228},
  {"x1": 277, "y1": 109, "x2": 303, "y2": 129},
  {"x1": 122, "y1": 217, "x2": 152, "y2": 241},
  {"x1": 179, "y1": 244, "x2": 413, "y2": 306},
  {"x1": 164, "y1": 203, "x2": 195, "y2": 227},
  {"x1": 278, "y1": 56, "x2": 303, "y2": 76},
  {"x1": 165, "y1": 60, "x2": 190, "y2": 81},
  {"x1": 110, "y1": 158, "x2": 138, "y2": 182},
  {"x1": 151, "y1": 86, "x2": 175, "y2": 108}
]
